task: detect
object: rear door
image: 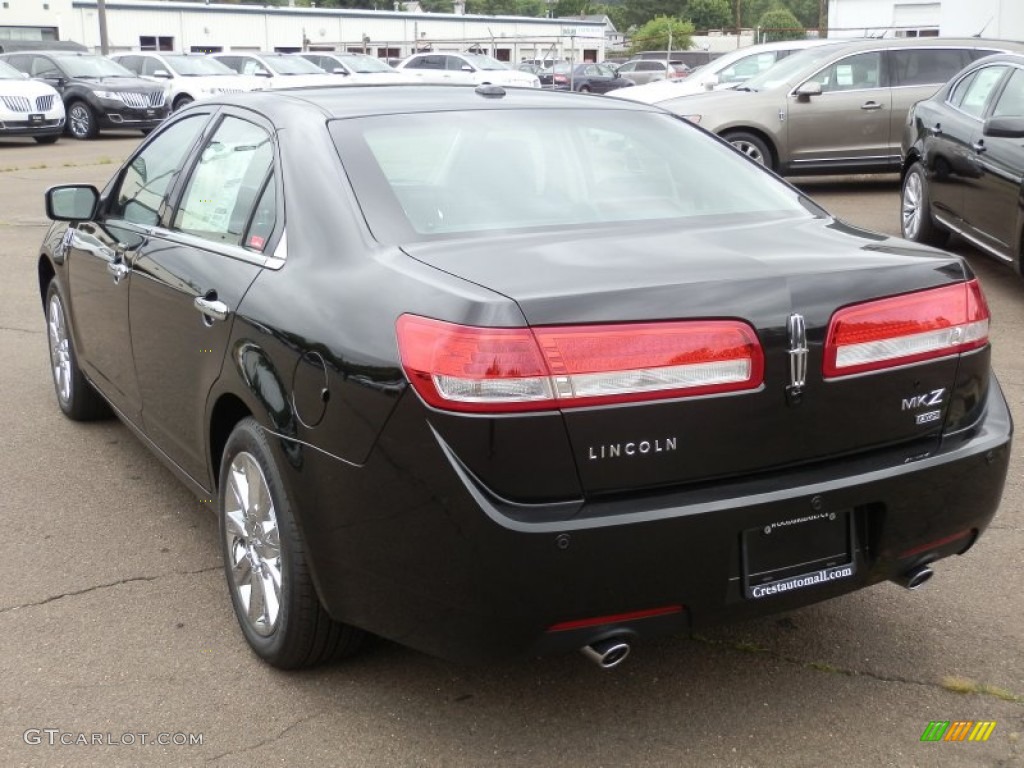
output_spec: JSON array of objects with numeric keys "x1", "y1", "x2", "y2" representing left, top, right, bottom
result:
[
  {"x1": 130, "y1": 111, "x2": 274, "y2": 484},
  {"x1": 963, "y1": 65, "x2": 1024, "y2": 258},
  {"x1": 888, "y1": 47, "x2": 972, "y2": 156},
  {"x1": 786, "y1": 51, "x2": 892, "y2": 171}
]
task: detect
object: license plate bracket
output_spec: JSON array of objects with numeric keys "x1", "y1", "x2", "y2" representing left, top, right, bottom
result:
[
  {"x1": 28, "y1": 113, "x2": 44, "y2": 124},
  {"x1": 743, "y1": 510, "x2": 854, "y2": 599}
]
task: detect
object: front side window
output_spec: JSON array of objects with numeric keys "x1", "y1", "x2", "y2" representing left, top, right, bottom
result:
[
  {"x1": 958, "y1": 65, "x2": 1008, "y2": 118},
  {"x1": 109, "y1": 115, "x2": 209, "y2": 227},
  {"x1": 809, "y1": 52, "x2": 882, "y2": 93},
  {"x1": 720, "y1": 52, "x2": 778, "y2": 84},
  {"x1": 173, "y1": 116, "x2": 274, "y2": 247},
  {"x1": 331, "y1": 109, "x2": 808, "y2": 243},
  {"x1": 991, "y1": 68, "x2": 1024, "y2": 118}
]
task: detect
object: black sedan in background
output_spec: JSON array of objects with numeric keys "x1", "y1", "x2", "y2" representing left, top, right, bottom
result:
[
  {"x1": 539, "y1": 62, "x2": 634, "y2": 92},
  {"x1": 0, "y1": 51, "x2": 168, "y2": 138},
  {"x1": 39, "y1": 84, "x2": 1010, "y2": 669},
  {"x1": 902, "y1": 53, "x2": 1024, "y2": 263}
]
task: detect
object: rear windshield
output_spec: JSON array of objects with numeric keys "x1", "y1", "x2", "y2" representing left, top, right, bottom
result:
[{"x1": 330, "y1": 108, "x2": 808, "y2": 243}]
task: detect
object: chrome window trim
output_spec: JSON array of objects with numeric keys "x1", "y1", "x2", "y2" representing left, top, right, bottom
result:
[{"x1": 149, "y1": 225, "x2": 287, "y2": 269}]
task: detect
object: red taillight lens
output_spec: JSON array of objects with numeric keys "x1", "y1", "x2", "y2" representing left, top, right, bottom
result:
[
  {"x1": 397, "y1": 315, "x2": 763, "y2": 413},
  {"x1": 823, "y1": 280, "x2": 989, "y2": 378}
]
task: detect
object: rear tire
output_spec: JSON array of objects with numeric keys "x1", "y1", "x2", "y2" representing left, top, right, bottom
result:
[
  {"x1": 219, "y1": 417, "x2": 364, "y2": 668},
  {"x1": 901, "y1": 162, "x2": 949, "y2": 248},
  {"x1": 578, "y1": 84, "x2": 591, "y2": 93},
  {"x1": 66, "y1": 101, "x2": 98, "y2": 140},
  {"x1": 34, "y1": 135, "x2": 59, "y2": 145},
  {"x1": 45, "y1": 280, "x2": 110, "y2": 421},
  {"x1": 723, "y1": 131, "x2": 773, "y2": 170}
]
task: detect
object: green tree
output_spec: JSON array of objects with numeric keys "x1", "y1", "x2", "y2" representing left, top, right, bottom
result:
[
  {"x1": 757, "y1": 6, "x2": 803, "y2": 41},
  {"x1": 628, "y1": 15, "x2": 694, "y2": 53},
  {"x1": 785, "y1": 0, "x2": 822, "y2": 28},
  {"x1": 684, "y1": 0, "x2": 731, "y2": 29},
  {"x1": 621, "y1": 0, "x2": 684, "y2": 31}
]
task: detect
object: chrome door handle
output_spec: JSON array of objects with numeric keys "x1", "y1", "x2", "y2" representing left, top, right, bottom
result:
[
  {"x1": 106, "y1": 260, "x2": 129, "y2": 284},
  {"x1": 860, "y1": 101, "x2": 883, "y2": 110},
  {"x1": 193, "y1": 296, "x2": 230, "y2": 322}
]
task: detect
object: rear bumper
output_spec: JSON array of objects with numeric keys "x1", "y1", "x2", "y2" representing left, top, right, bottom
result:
[{"x1": 282, "y1": 376, "x2": 1012, "y2": 663}]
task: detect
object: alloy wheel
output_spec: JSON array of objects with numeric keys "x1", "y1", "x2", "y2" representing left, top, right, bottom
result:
[
  {"x1": 47, "y1": 293, "x2": 72, "y2": 406},
  {"x1": 224, "y1": 452, "x2": 283, "y2": 637},
  {"x1": 68, "y1": 104, "x2": 91, "y2": 138},
  {"x1": 902, "y1": 171, "x2": 923, "y2": 240},
  {"x1": 730, "y1": 138, "x2": 765, "y2": 165}
]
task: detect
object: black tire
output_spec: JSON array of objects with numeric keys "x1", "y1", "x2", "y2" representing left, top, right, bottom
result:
[
  {"x1": 172, "y1": 94, "x2": 194, "y2": 111},
  {"x1": 723, "y1": 130, "x2": 773, "y2": 170},
  {"x1": 33, "y1": 135, "x2": 59, "y2": 145},
  {"x1": 140, "y1": 128, "x2": 154, "y2": 136},
  {"x1": 218, "y1": 417, "x2": 364, "y2": 669},
  {"x1": 900, "y1": 162, "x2": 949, "y2": 248},
  {"x1": 66, "y1": 100, "x2": 98, "y2": 140},
  {"x1": 44, "y1": 280, "x2": 110, "y2": 421},
  {"x1": 578, "y1": 84, "x2": 591, "y2": 93}
]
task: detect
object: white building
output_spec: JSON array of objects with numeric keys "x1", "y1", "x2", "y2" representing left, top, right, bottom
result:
[
  {"x1": 1, "y1": 0, "x2": 606, "y2": 63},
  {"x1": 828, "y1": 0, "x2": 1024, "y2": 40}
]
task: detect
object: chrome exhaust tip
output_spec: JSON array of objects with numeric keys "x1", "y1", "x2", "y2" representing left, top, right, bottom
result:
[
  {"x1": 581, "y1": 637, "x2": 631, "y2": 669},
  {"x1": 895, "y1": 564, "x2": 934, "y2": 591}
]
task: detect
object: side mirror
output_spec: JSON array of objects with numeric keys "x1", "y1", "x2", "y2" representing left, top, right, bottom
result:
[
  {"x1": 21, "y1": 71, "x2": 30, "y2": 79},
  {"x1": 982, "y1": 116, "x2": 1024, "y2": 139},
  {"x1": 153, "y1": 68, "x2": 172, "y2": 78},
  {"x1": 704, "y1": 74, "x2": 719, "y2": 90},
  {"x1": 256, "y1": 69, "x2": 271, "y2": 77},
  {"x1": 794, "y1": 81, "x2": 822, "y2": 100},
  {"x1": 333, "y1": 67, "x2": 349, "y2": 75},
  {"x1": 461, "y1": 64, "x2": 473, "y2": 72},
  {"x1": 45, "y1": 185, "x2": 100, "y2": 222}
]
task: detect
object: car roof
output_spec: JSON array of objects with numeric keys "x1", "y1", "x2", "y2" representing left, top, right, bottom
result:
[
  {"x1": 208, "y1": 83, "x2": 658, "y2": 124},
  {"x1": 790, "y1": 36, "x2": 1024, "y2": 55},
  {"x1": 968, "y1": 51, "x2": 1024, "y2": 66}
]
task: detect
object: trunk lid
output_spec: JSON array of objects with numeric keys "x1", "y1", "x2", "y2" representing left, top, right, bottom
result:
[{"x1": 403, "y1": 216, "x2": 971, "y2": 496}]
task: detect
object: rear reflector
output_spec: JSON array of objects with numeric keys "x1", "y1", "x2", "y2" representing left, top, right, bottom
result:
[
  {"x1": 547, "y1": 605, "x2": 684, "y2": 632},
  {"x1": 397, "y1": 315, "x2": 763, "y2": 413},
  {"x1": 823, "y1": 280, "x2": 989, "y2": 378}
]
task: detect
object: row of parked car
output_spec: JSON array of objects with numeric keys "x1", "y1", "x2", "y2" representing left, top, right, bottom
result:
[{"x1": 0, "y1": 48, "x2": 547, "y2": 143}]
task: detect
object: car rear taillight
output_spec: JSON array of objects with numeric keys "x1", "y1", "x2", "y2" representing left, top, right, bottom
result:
[
  {"x1": 397, "y1": 315, "x2": 764, "y2": 413},
  {"x1": 553, "y1": 74, "x2": 569, "y2": 85},
  {"x1": 823, "y1": 280, "x2": 989, "y2": 378}
]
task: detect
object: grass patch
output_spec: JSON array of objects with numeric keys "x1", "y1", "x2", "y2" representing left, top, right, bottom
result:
[{"x1": 941, "y1": 675, "x2": 1022, "y2": 702}]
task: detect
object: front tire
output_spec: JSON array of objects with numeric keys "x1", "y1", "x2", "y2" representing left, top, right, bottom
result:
[
  {"x1": 66, "y1": 101, "x2": 98, "y2": 140},
  {"x1": 172, "y1": 95, "x2": 193, "y2": 111},
  {"x1": 45, "y1": 280, "x2": 110, "y2": 420},
  {"x1": 901, "y1": 162, "x2": 949, "y2": 247},
  {"x1": 219, "y1": 417, "x2": 364, "y2": 668},
  {"x1": 723, "y1": 131, "x2": 773, "y2": 170}
]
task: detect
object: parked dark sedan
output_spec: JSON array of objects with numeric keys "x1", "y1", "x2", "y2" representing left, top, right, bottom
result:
[
  {"x1": 539, "y1": 62, "x2": 634, "y2": 92},
  {"x1": 0, "y1": 51, "x2": 168, "y2": 138},
  {"x1": 901, "y1": 53, "x2": 1024, "y2": 264},
  {"x1": 39, "y1": 84, "x2": 1010, "y2": 669}
]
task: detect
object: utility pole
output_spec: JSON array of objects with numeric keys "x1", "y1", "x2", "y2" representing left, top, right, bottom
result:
[
  {"x1": 97, "y1": 0, "x2": 110, "y2": 55},
  {"x1": 819, "y1": 0, "x2": 827, "y2": 37},
  {"x1": 666, "y1": 28, "x2": 671, "y2": 80},
  {"x1": 736, "y1": 0, "x2": 741, "y2": 47}
]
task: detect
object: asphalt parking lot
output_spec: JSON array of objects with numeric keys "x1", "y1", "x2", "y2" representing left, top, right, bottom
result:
[{"x1": 1, "y1": 134, "x2": 1022, "y2": 768}]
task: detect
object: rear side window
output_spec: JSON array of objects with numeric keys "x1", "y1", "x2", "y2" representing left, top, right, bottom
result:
[
  {"x1": 890, "y1": 49, "x2": 968, "y2": 86},
  {"x1": 991, "y1": 68, "x2": 1024, "y2": 118},
  {"x1": 173, "y1": 116, "x2": 274, "y2": 247},
  {"x1": 958, "y1": 65, "x2": 1008, "y2": 118}
]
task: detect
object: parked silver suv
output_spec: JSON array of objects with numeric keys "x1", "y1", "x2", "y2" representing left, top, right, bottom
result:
[{"x1": 657, "y1": 37, "x2": 1024, "y2": 175}]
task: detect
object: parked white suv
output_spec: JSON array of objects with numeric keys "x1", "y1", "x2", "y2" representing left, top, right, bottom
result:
[
  {"x1": 396, "y1": 52, "x2": 540, "y2": 88},
  {"x1": 210, "y1": 52, "x2": 350, "y2": 89},
  {"x1": 111, "y1": 52, "x2": 261, "y2": 111},
  {"x1": 0, "y1": 58, "x2": 64, "y2": 143},
  {"x1": 299, "y1": 52, "x2": 408, "y2": 84},
  {"x1": 608, "y1": 39, "x2": 836, "y2": 103}
]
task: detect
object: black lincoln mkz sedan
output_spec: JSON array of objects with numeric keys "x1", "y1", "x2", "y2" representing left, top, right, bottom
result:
[
  {"x1": 40, "y1": 84, "x2": 1011, "y2": 669},
  {"x1": 902, "y1": 52, "x2": 1024, "y2": 267}
]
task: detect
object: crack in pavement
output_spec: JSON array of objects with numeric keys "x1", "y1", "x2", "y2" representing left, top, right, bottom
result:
[
  {"x1": 0, "y1": 564, "x2": 221, "y2": 615},
  {"x1": 205, "y1": 713, "x2": 323, "y2": 764},
  {"x1": 692, "y1": 634, "x2": 1024, "y2": 706},
  {"x1": 0, "y1": 325, "x2": 43, "y2": 335}
]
